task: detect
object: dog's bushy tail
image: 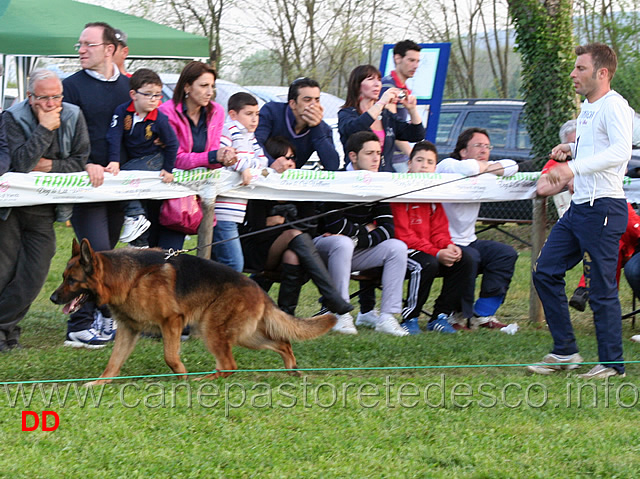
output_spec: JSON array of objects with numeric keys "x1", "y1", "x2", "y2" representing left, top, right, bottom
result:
[{"x1": 263, "y1": 306, "x2": 337, "y2": 341}]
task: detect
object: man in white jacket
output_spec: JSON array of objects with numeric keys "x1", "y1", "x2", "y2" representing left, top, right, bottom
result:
[
  {"x1": 529, "y1": 43, "x2": 633, "y2": 379},
  {"x1": 436, "y1": 128, "x2": 519, "y2": 329}
]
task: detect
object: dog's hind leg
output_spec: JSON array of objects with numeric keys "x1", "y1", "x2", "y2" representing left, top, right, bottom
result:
[
  {"x1": 197, "y1": 337, "x2": 238, "y2": 380},
  {"x1": 85, "y1": 322, "x2": 140, "y2": 387},
  {"x1": 160, "y1": 315, "x2": 188, "y2": 380},
  {"x1": 264, "y1": 340, "x2": 300, "y2": 376},
  {"x1": 238, "y1": 334, "x2": 300, "y2": 377},
  {"x1": 275, "y1": 341, "x2": 299, "y2": 375}
]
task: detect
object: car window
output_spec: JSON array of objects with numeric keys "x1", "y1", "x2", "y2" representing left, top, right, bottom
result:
[
  {"x1": 461, "y1": 111, "x2": 512, "y2": 148},
  {"x1": 517, "y1": 115, "x2": 532, "y2": 150},
  {"x1": 436, "y1": 111, "x2": 461, "y2": 145}
]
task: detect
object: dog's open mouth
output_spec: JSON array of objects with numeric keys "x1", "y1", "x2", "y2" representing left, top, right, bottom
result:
[{"x1": 63, "y1": 294, "x2": 88, "y2": 315}]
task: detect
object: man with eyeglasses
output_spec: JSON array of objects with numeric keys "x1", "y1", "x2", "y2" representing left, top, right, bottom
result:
[
  {"x1": 255, "y1": 77, "x2": 340, "y2": 172},
  {"x1": 435, "y1": 127, "x2": 519, "y2": 330},
  {"x1": 61, "y1": 21, "x2": 131, "y2": 349},
  {"x1": 0, "y1": 69, "x2": 89, "y2": 352}
]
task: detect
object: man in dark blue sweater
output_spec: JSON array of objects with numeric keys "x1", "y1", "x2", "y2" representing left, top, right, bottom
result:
[
  {"x1": 61, "y1": 21, "x2": 131, "y2": 349},
  {"x1": 255, "y1": 77, "x2": 340, "y2": 172}
]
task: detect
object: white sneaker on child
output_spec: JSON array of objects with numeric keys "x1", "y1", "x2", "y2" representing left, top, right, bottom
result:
[
  {"x1": 120, "y1": 215, "x2": 151, "y2": 243},
  {"x1": 375, "y1": 313, "x2": 409, "y2": 337},
  {"x1": 355, "y1": 309, "x2": 380, "y2": 328},
  {"x1": 332, "y1": 313, "x2": 358, "y2": 335}
]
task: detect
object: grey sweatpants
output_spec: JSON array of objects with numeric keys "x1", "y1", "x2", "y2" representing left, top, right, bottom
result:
[{"x1": 314, "y1": 235, "x2": 407, "y2": 314}]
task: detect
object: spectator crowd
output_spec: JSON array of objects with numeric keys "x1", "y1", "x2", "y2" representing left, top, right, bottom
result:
[{"x1": 0, "y1": 26, "x2": 637, "y2": 378}]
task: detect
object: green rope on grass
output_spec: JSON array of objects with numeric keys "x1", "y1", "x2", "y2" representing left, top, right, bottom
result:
[{"x1": 2, "y1": 360, "x2": 640, "y2": 385}]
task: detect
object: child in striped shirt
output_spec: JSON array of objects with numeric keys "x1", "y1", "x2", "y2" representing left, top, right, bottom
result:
[{"x1": 213, "y1": 92, "x2": 267, "y2": 271}]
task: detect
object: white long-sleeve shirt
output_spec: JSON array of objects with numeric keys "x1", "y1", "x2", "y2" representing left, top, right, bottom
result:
[
  {"x1": 436, "y1": 157, "x2": 518, "y2": 245},
  {"x1": 568, "y1": 90, "x2": 633, "y2": 205}
]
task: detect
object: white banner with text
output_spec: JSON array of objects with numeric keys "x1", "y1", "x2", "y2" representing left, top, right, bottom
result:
[{"x1": 0, "y1": 167, "x2": 604, "y2": 208}]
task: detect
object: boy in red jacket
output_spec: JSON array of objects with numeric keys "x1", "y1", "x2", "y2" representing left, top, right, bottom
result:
[{"x1": 392, "y1": 141, "x2": 473, "y2": 334}]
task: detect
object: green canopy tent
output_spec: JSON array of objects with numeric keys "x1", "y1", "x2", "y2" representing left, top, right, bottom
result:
[{"x1": 0, "y1": 0, "x2": 209, "y2": 103}]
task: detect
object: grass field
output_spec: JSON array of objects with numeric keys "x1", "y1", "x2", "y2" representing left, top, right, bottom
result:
[{"x1": 2, "y1": 223, "x2": 640, "y2": 478}]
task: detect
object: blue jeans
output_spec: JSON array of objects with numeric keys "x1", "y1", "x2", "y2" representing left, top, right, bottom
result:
[
  {"x1": 624, "y1": 252, "x2": 640, "y2": 297},
  {"x1": 459, "y1": 239, "x2": 518, "y2": 318},
  {"x1": 120, "y1": 153, "x2": 164, "y2": 217},
  {"x1": 212, "y1": 220, "x2": 244, "y2": 272},
  {"x1": 532, "y1": 198, "x2": 627, "y2": 373}
]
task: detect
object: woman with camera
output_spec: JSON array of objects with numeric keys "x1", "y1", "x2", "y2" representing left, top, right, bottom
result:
[{"x1": 338, "y1": 64, "x2": 425, "y2": 172}]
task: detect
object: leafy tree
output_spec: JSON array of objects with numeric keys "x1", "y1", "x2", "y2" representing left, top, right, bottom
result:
[
  {"x1": 129, "y1": 0, "x2": 230, "y2": 68},
  {"x1": 242, "y1": 0, "x2": 396, "y2": 94},
  {"x1": 231, "y1": 50, "x2": 282, "y2": 86},
  {"x1": 509, "y1": 0, "x2": 575, "y2": 165},
  {"x1": 409, "y1": 0, "x2": 518, "y2": 99},
  {"x1": 573, "y1": 0, "x2": 640, "y2": 110}
]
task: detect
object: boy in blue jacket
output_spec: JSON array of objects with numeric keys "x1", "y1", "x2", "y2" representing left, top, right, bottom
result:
[{"x1": 106, "y1": 68, "x2": 178, "y2": 245}]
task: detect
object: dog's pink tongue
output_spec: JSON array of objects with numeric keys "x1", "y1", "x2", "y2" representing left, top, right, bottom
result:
[{"x1": 63, "y1": 296, "x2": 80, "y2": 315}]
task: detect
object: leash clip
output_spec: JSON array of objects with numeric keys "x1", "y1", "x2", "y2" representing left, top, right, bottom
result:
[{"x1": 164, "y1": 248, "x2": 186, "y2": 260}]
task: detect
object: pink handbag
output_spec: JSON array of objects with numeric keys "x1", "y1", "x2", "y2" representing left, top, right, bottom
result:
[{"x1": 159, "y1": 195, "x2": 203, "y2": 235}]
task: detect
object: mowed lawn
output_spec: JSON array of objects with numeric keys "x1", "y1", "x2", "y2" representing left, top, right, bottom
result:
[{"x1": 1, "y1": 223, "x2": 640, "y2": 478}]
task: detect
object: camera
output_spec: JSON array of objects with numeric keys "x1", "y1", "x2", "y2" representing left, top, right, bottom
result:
[{"x1": 397, "y1": 90, "x2": 407, "y2": 100}]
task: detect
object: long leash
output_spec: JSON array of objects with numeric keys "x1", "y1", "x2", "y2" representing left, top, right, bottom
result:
[{"x1": 164, "y1": 157, "x2": 543, "y2": 260}]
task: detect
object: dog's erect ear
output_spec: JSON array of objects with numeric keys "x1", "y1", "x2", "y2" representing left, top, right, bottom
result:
[
  {"x1": 72, "y1": 238, "x2": 80, "y2": 257},
  {"x1": 79, "y1": 238, "x2": 95, "y2": 274}
]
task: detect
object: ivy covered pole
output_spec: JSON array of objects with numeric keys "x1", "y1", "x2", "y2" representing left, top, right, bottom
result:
[
  {"x1": 509, "y1": 0, "x2": 575, "y2": 166},
  {"x1": 509, "y1": 0, "x2": 575, "y2": 322}
]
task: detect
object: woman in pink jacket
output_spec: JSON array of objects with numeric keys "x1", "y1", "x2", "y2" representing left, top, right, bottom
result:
[{"x1": 152, "y1": 61, "x2": 235, "y2": 250}]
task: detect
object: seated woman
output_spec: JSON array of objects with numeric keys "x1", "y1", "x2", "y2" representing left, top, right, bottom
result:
[
  {"x1": 338, "y1": 64, "x2": 425, "y2": 173},
  {"x1": 240, "y1": 136, "x2": 352, "y2": 317}
]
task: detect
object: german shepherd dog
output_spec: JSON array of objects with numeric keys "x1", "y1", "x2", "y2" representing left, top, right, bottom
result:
[{"x1": 50, "y1": 239, "x2": 337, "y2": 385}]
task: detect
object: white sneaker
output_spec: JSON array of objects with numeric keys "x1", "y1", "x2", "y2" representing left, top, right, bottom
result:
[
  {"x1": 631, "y1": 335, "x2": 640, "y2": 343},
  {"x1": 92, "y1": 310, "x2": 117, "y2": 341},
  {"x1": 469, "y1": 315, "x2": 507, "y2": 329},
  {"x1": 578, "y1": 364, "x2": 625, "y2": 379},
  {"x1": 120, "y1": 215, "x2": 151, "y2": 243},
  {"x1": 375, "y1": 313, "x2": 409, "y2": 337},
  {"x1": 91, "y1": 310, "x2": 104, "y2": 332},
  {"x1": 64, "y1": 329, "x2": 109, "y2": 349},
  {"x1": 100, "y1": 316, "x2": 117, "y2": 341},
  {"x1": 355, "y1": 309, "x2": 380, "y2": 328},
  {"x1": 526, "y1": 353, "x2": 584, "y2": 375},
  {"x1": 332, "y1": 313, "x2": 357, "y2": 335}
]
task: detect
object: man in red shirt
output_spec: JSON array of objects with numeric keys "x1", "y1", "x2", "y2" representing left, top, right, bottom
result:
[
  {"x1": 391, "y1": 141, "x2": 473, "y2": 334},
  {"x1": 381, "y1": 39, "x2": 421, "y2": 172}
]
